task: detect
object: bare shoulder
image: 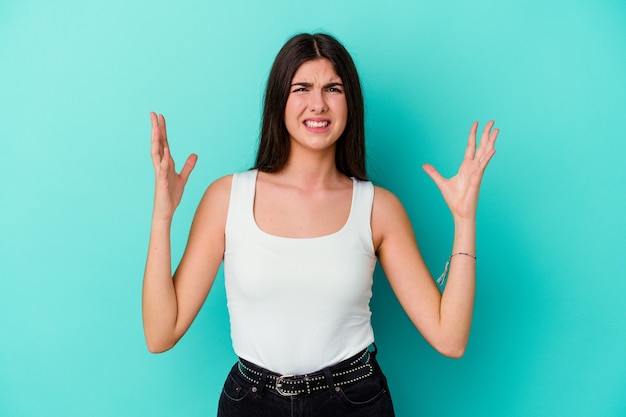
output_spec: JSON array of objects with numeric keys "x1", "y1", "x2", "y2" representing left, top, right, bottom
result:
[
  {"x1": 372, "y1": 185, "x2": 412, "y2": 250},
  {"x1": 192, "y1": 174, "x2": 233, "y2": 227},
  {"x1": 203, "y1": 174, "x2": 233, "y2": 201},
  {"x1": 373, "y1": 185, "x2": 403, "y2": 208},
  {"x1": 372, "y1": 185, "x2": 407, "y2": 219}
]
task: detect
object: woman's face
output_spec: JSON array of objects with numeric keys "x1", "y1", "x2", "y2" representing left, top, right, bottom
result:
[{"x1": 284, "y1": 58, "x2": 348, "y2": 155}]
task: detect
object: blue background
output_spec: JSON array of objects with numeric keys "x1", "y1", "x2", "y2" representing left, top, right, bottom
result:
[{"x1": 1, "y1": 0, "x2": 625, "y2": 416}]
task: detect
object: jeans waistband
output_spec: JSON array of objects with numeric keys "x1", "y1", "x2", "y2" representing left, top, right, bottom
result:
[{"x1": 237, "y1": 346, "x2": 376, "y2": 397}]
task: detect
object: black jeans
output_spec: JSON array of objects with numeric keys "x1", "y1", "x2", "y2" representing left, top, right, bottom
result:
[{"x1": 217, "y1": 349, "x2": 395, "y2": 417}]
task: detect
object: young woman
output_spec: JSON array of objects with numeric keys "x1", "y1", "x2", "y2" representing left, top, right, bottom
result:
[{"x1": 142, "y1": 33, "x2": 499, "y2": 416}]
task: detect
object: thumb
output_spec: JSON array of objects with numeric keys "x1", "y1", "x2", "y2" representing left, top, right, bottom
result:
[
  {"x1": 180, "y1": 153, "x2": 198, "y2": 184},
  {"x1": 422, "y1": 163, "x2": 445, "y2": 188}
]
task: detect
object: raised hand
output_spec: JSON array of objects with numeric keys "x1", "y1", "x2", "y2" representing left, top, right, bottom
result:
[
  {"x1": 150, "y1": 112, "x2": 198, "y2": 221},
  {"x1": 422, "y1": 121, "x2": 499, "y2": 220}
]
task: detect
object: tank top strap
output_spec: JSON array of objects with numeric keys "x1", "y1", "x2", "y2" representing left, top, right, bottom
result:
[
  {"x1": 225, "y1": 169, "x2": 258, "y2": 239},
  {"x1": 346, "y1": 178, "x2": 375, "y2": 240}
]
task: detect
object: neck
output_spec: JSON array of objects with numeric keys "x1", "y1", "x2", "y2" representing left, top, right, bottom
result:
[{"x1": 272, "y1": 149, "x2": 346, "y2": 190}]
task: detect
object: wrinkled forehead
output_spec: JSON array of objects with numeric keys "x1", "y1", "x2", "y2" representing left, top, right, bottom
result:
[{"x1": 291, "y1": 58, "x2": 342, "y2": 84}]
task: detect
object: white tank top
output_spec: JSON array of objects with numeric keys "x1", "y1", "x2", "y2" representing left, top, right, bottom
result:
[{"x1": 223, "y1": 170, "x2": 376, "y2": 375}]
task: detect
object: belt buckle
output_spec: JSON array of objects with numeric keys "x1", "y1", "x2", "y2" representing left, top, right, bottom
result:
[{"x1": 275, "y1": 374, "x2": 298, "y2": 396}]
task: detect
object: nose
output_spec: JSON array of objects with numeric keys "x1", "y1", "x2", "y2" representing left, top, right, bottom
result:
[{"x1": 309, "y1": 89, "x2": 328, "y2": 113}]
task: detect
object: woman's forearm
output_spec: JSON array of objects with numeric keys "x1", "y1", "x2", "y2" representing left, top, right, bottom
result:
[
  {"x1": 142, "y1": 218, "x2": 179, "y2": 353},
  {"x1": 438, "y1": 217, "x2": 477, "y2": 357}
]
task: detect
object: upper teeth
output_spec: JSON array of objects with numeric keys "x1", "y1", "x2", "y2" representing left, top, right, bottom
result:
[{"x1": 306, "y1": 121, "x2": 328, "y2": 128}]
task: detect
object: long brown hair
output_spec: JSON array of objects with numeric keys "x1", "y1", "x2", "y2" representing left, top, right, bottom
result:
[{"x1": 254, "y1": 33, "x2": 367, "y2": 180}]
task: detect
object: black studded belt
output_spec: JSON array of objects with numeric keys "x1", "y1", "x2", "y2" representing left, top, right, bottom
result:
[{"x1": 237, "y1": 348, "x2": 374, "y2": 396}]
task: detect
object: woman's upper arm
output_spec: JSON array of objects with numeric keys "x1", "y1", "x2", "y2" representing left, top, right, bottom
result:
[
  {"x1": 170, "y1": 174, "x2": 232, "y2": 340},
  {"x1": 372, "y1": 186, "x2": 443, "y2": 342}
]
